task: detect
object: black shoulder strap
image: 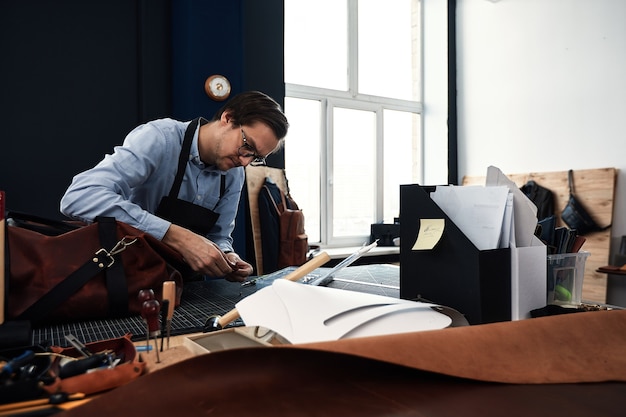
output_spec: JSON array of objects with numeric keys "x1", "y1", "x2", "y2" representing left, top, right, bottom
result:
[
  {"x1": 567, "y1": 169, "x2": 575, "y2": 195},
  {"x1": 168, "y1": 118, "x2": 226, "y2": 201},
  {"x1": 168, "y1": 118, "x2": 200, "y2": 199},
  {"x1": 97, "y1": 217, "x2": 128, "y2": 317}
]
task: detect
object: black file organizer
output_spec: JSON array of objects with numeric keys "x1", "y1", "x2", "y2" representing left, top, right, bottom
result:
[{"x1": 399, "y1": 185, "x2": 511, "y2": 325}]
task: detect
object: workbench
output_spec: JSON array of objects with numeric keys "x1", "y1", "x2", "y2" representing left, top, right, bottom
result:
[
  {"x1": 17, "y1": 262, "x2": 626, "y2": 417},
  {"x1": 64, "y1": 308, "x2": 626, "y2": 417}
]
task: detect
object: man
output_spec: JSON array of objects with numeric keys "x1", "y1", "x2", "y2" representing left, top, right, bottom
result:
[{"x1": 61, "y1": 91, "x2": 289, "y2": 282}]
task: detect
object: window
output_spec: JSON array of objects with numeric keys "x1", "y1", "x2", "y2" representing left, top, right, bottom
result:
[{"x1": 284, "y1": 0, "x2": 422, "y2": 247}]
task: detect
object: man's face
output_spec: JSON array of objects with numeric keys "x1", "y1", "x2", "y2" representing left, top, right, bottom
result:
[{"x1": 213, "y1": 118, "x2": 279, "y2": 171}]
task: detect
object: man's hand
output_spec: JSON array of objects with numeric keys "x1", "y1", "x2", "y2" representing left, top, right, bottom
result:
[
  {"x1": 223, "y1": 253, "x2": 253, "y2": 282},
  {"x1": 162, "y1": 224, "x2": 250, "y2": 279}
]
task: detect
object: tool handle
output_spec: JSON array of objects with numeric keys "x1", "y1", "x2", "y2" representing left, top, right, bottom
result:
[
  {"x1": 137, "y1": 289, "x2": 155, "y2": 303},
  {"x1": 282, "y1": 251, "x2": 331, "y2": 282},
  {"x1": 0, "y1": 350, "x2": 34, "y2": 378},
  {"x1": 58, "y1": 354, "x2": 108, "y2": 379},
  {"x1": 162, "y1": 281, "x2": 176, "y2": 319},
  {"x1": 141, "y1": 299, "x2": 161, "y2": 333},
  {"x1": 218, "y1": 251, "x2": 331, "y2": 328}
]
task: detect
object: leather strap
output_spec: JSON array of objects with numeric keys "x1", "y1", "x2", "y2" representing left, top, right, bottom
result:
[
  {"x1": 97, "y1": 217, "x2": 128, "y2": 317},
  {"x1": 568, "y1": 169, "x2": 575, "y2": 194}
]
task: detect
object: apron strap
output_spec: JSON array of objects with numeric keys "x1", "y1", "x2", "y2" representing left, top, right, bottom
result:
[
  {"x1": 168, "y1": 118, "x2": 226, "y2": 202},
  {"x1": 168, "y1": 118, "x2": 200, "y2": 199}
]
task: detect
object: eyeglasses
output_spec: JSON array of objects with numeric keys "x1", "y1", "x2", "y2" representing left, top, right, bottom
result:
[{"x1": 238, "y1": 129, "x2": 267, "y2": 166}]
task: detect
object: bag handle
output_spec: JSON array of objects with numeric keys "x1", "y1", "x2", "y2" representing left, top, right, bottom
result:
[
  {"x1": 7, "y1": 211, "x2": 82, "y2": 236},
  {"x1": 262, "y1": 184, "x2": 283, "y2": 216},
  {"x1": 567, "y1": 169, "x2": 576, "y2": 195}
]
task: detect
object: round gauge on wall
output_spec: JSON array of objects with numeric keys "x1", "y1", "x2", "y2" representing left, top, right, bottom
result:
[{"x1": 204, "y1": 74, "x2": 232, "y2": 101}]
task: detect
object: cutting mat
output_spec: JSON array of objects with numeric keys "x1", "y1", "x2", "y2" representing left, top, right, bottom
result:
[{"x1": 31, "y1": 264, "x2": 400, "y2": 347}]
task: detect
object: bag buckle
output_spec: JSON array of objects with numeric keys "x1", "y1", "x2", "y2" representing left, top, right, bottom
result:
[{"x1": 94, "y1": 237, "x2": 138, "y2": 268}]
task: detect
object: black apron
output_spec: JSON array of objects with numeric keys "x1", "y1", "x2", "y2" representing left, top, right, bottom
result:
[{"x1": 156, "y1": 118, "x2": 225, "y2": 236}]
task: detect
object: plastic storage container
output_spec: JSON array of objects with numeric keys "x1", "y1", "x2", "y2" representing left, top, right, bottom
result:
[{"x1": 546, "y1": 251, "x2": 590, "y2": 306}]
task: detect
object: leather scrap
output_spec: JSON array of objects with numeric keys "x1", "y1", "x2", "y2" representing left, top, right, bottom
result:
[
  {"x1": 56, "y1": 340, "x2": 626, "y2": 417},
  {"x1": 295, "y1": 309, "x2": 626, "y2": 384}
]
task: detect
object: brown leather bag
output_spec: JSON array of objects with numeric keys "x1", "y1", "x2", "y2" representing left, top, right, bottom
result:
[
  {"x1": 5, "y1": 214, "x2": 184, "y2": 325},
  {"x1": 260, "y1": 180, "x2": 308, "y2": 269},
  {"x1": 276, "y1": 193, "x2": 308, "y2": 269}
]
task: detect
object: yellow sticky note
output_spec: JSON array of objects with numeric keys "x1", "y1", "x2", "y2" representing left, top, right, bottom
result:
[{"x1": 412, "y1": 218, "x2": 445, "y2": 250}]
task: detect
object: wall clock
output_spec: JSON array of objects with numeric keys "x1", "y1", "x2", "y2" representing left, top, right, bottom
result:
[{"x1": 204, "y1": 75, "x2": 231, "y2": 101}]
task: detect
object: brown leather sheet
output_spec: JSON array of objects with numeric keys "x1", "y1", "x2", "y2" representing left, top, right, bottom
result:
[
  {"x1": 58, "y1": 347, "x2": 625, "y2": 417},
  {"x1": 298, "y1": 309, "x2": 626, "y2": 384},
  {"x1": 56, "y1": 310, "x2": 626, "y2": 417}
]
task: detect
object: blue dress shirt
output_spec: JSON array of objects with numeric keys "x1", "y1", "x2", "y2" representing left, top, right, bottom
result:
[{"x1": 60, "y1": 118, "x2": 244, "y2": 253}]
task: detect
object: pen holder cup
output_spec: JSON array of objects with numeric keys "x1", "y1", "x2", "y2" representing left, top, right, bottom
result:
[{"x1": 546, "y1": 251, "x2": 590, "y2": 307}]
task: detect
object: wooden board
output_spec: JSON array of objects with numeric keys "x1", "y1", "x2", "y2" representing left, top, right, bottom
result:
[
  {"x1": 463, "y1": 167, "x2": 617, "y2": 304},
  {"x1": 245, "y1": 166, "x2": 289, "y2": 275}
]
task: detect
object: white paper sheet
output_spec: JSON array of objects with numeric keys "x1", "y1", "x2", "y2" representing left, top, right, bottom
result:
[
  {"x1": 236, "y1": 280, "x2": 452, "y2": 344},
  {"x1": 485, "y1": 166, "x2": 538, "y2": 248},
  {"x1": 430, "y1": 185, "x2": 510, "y2": 250}
]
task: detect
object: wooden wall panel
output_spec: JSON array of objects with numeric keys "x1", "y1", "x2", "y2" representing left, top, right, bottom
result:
[{"x1": 463, "y1": 167, "x2": 617, "y2": 304}]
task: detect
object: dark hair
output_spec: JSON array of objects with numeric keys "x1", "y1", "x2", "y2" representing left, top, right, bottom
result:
[{"x1": 213, "y1": 91, "x2": 289, "y2": 140}]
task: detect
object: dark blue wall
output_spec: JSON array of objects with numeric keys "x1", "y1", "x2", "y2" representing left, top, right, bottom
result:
[
  {"x1": 170, "y1": 0, "x2": 285, "y2": 122},
  {"x1": 0, "y1": 0, "x2": 284, "y2": 263},
  {"x1": 171, "y1": 0, "x2": 244, "y2": 121},
  {"x1": 169, "y1": 0, "x2": 285, "y2": 259}
]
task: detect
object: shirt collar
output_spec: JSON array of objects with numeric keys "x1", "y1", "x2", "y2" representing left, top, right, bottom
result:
[{"x1": 189, "y1": 118, "x2": 226, "y2": 173}]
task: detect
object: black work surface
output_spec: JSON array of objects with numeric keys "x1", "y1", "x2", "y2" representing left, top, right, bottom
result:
[{"x1": 31, "y1": 264, "x2": 399, "y2": 347}]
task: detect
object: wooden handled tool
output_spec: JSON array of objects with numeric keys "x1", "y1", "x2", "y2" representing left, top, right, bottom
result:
[
  {"x1": 162, "y1": 281, "x2": 176, "y2": 349},
  {"x1": 203, "y1": 251, "x2": 331, "y2": 332},
  {"x1": 141, "y1": 299, "x2": 161, "y2": 363}
]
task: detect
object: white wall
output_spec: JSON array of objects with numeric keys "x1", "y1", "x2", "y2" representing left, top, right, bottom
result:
[{"x1": 454, "y1": 0, "x2": 626, "y2": 250}]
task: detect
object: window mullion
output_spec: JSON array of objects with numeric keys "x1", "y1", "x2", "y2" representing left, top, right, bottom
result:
[
  {"x1": 323, "y1": 98, "x2": 334, "y2": 244},
  {"x1": 347, "y1": 0, "x2": 358, "y2": 96},
  {"x1": 376, "y1": 107, "x2": 384, "y2": 222}
]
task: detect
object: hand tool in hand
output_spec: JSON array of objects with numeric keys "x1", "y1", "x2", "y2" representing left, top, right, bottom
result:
[
  {"x1": 203, "y1": 251, "x2": 331, "y2": 332},
  {"x1": 141, "y1": 299, "x2": 161, "y2": 363},
  {"x1": 161, "y1": 281, "x2": 176, "y2": 349}
]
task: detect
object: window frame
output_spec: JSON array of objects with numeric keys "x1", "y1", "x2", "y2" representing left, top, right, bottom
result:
[{"x1": 285, "y1": 0, "x2": 423, "y2": 247}]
